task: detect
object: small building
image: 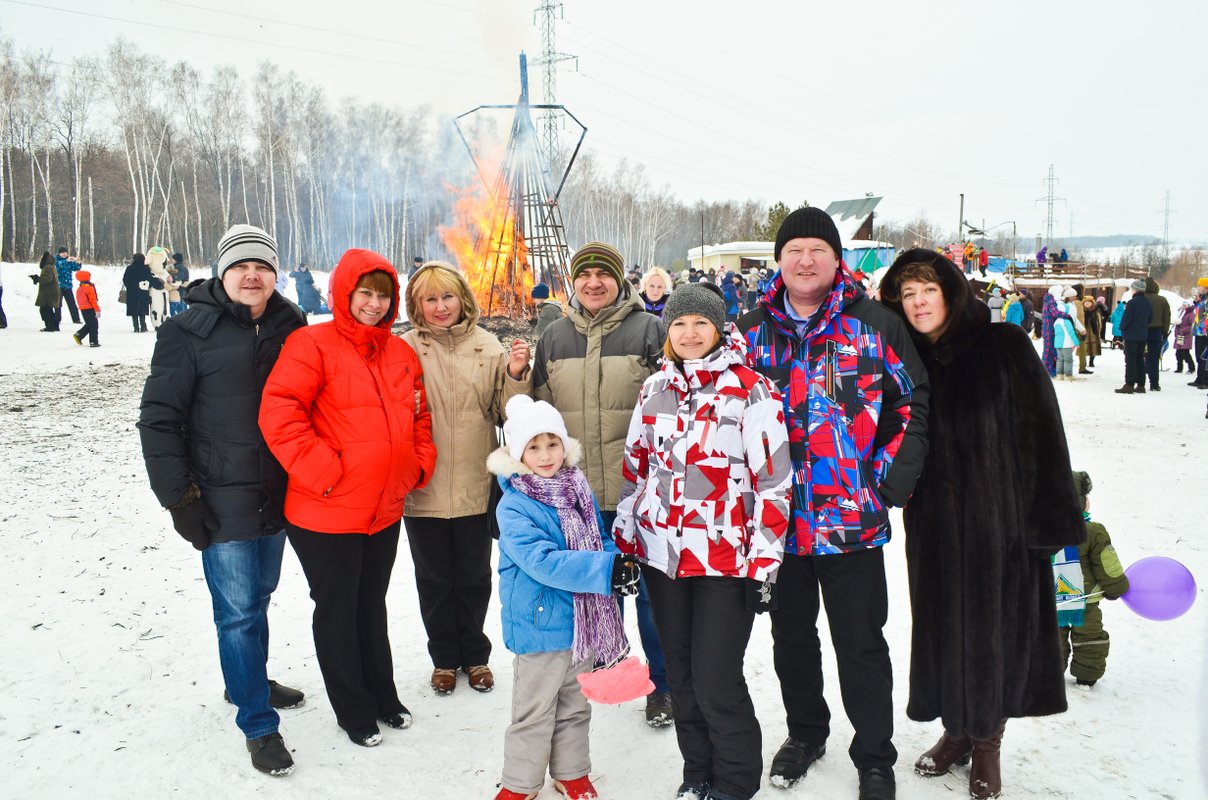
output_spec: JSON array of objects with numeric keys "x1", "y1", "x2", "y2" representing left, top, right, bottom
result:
[{"x1": 686, "y1": 198, "x2": 891, "y2": 276}]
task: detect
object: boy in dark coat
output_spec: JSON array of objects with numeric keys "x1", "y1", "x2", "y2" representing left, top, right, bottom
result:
[{"x1": 1061, "y1": 471, "x2": 1129, "y2": 688}]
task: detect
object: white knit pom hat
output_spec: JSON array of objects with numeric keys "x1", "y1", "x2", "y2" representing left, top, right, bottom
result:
[{"x1": 504, "y1": 395, "x2": 569, "y2": 462}]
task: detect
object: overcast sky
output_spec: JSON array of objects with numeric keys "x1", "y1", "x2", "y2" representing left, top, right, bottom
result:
[{"x1": 2, "y1": 0, "x2": 1205, "y2": 242}]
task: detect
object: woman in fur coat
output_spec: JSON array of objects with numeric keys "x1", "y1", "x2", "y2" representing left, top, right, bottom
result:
[{"x1": 878, "y1": 249, "x2": 1086, "y2": 800}]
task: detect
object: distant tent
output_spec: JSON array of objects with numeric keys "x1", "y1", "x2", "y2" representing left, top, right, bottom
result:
[{"x1": 843, "y1": 244, "x2": 896, "y2": 273}]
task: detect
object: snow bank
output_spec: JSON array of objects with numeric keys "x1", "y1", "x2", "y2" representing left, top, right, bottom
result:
[{"x1": 1, "y1": 292, "x2": 1203, "y2": 799}]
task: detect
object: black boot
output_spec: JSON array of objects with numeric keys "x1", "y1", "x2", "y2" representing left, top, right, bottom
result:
[
  {"x1": 857, "y1": 766, "x2": 896, "y2": 800},
  {"x1": 769, "y1": 737, "x2": 826, "y2": 788},
  {"x1": 246, "y1": 732, "x2": 294, "y2": 776}
]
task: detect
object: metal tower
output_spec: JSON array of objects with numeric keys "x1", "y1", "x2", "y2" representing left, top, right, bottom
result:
[
  {"x1": 453, "y1": 53, "x2": 587, "y2": 317},
  {"x1": 532, "y1": 1, "x2": 577, "y2": 166},
  {"x1": 1161, "y1": 190, "x2": 1173, "y2": 260},
  {"x1": 1036, "y1": 164, "x2": 1065, "y2": 243}
]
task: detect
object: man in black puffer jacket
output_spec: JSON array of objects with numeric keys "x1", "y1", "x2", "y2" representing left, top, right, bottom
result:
[{"x1": 138, "y1": 224, "x2": 306, "y2": 776}]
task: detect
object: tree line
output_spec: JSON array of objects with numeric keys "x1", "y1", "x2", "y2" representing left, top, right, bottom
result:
[{"x1": 0, "y1": 36, "x2": 781, "y2": 273}]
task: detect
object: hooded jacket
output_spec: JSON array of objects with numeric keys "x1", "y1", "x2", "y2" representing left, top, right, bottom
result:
[
  {"x1": 613, "y1": 326, "x2": 792, "y2": 582},
  {"x1": 532, "y1": 286, "x2": 665, "y2": 511},
  {"x1": 535, "y1": 298, "x2": 564, "y2": 337},
  {"x1": 35, "y1": 262, "x2": 61, "y2": 307},
  {"x1": 75, "y1": 271, "x2": 99, "y2": 312},
  {"x1": 737, "y1": 264, "x2": 929, "y2": 556},
  {"x1": 1144, "y1": 276, "x2": 1171, "y2": 332},
  {"x1": 138, "y1": 278, "x2": 306, "y2": 542},
  {"x1": 486, "y1": 440, "x2": 618, "y2": 656},
  {"x1": 401, "y1": 261, "x2": 530, "y2": 518},
  {"x1": 259, "y1": 249, "x2": 436, "y2": 534},
  {"x1": 879, "y1": 248, "x2": 1086, "y2": 739}
]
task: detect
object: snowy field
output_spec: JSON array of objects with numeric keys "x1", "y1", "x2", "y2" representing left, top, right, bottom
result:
[{"x1": 1, "y1": 261, "x2": 1204, "y2": 799}]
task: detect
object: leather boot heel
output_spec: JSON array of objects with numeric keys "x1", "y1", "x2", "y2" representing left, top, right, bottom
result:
[
  {"x1": 969, "y1": 721, "x2": 1005, "y2": 799},
  {"x1": 914, "y1": 730, "x2": 973, "y2": 777}
]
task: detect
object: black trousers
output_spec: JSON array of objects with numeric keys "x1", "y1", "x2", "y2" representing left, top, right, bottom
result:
[
  {"x1": 1175, "y1": 348, "x2": 1195, "y2": 372},
  {"x1": 1195, "y1": 335, "x2": 1208, "y2": 385},
  {"x1": 1124, "y1": 339, "x2": 1147, "y2": 386},
  {"x1": 287, "y1": 521, "x2": 405, "y2": 734},
  {"x1": 1144, "y1": 328, "x2": 1165, "y2": 388},
  {"x1": 644, "y1": 568, "x2": 760, "y2": 800},
  {"x1": 770, "y1": 548, "x2": 895, "y2": 769},
  {"x1": 76, "y1": 309, "x2": 99, "y2": 345},
  {"x1": 0, "y1": 286, "x2": 7, "y2": 327},
  {"x1": 60, "y1": 288, "x2": 81, "y2": 324},
  {"x1": 39, "y1": 305, "x2": 59, "y2": 331},
  {"x1": 403, "y1": 514, "x2": 493, "y2": 669}
]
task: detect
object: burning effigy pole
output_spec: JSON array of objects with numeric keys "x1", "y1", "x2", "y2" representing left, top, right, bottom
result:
[{"x1": 447, "y1": 52, "x2": 585, "y2": 318}]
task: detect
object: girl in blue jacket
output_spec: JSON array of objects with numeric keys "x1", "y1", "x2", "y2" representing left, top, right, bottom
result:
[{"x1": 485, "y1": 395, "x2": 638, "y2": 800}]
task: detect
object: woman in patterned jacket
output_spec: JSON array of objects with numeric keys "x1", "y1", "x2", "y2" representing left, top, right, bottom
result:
[{"x1": 613, "y1": 282, "x2": 792, "y2": 800}]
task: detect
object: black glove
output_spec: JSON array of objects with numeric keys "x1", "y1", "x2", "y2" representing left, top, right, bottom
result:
[
  {"x1": 168, "y1": 494, "x2": 219, "y2": 551},
  {"x1": 745, "y1": 578, "x2": 777, "y2": 614},
  {"x1": 611, "y1": 554, "x2": 640, "y2": 596}
]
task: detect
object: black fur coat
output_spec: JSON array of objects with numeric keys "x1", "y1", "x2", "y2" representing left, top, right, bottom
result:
[{"x1": 881, "y1": 250, "x2": 1087, "y2": 740}]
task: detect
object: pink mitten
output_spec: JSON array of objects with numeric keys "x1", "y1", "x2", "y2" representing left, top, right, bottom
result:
[{"x1": 577, "y1": 656, "x2": 655, "y2": 704}]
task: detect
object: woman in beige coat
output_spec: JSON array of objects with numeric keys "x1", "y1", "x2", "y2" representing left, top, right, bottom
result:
[{"x1": 402, "y1": 261, "x2": 532, "y2": 695}]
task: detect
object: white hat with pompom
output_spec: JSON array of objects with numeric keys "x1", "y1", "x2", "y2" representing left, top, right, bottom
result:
[{"x1": 504, "y1": 395, "x2": 570, "y2": 462}]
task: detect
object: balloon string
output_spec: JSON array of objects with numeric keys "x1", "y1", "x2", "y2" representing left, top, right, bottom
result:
[{"x1": 1056, "y1": 591, "x2": 1104, "y2": 604}]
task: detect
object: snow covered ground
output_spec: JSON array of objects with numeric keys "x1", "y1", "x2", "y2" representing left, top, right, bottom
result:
[{"x1": 2, "y1": 260, "x2": 1204, "y2": 799}]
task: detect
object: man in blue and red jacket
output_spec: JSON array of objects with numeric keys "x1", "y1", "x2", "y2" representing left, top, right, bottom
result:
[{"x1": 738, "y1": 207, "x2": 929, "y2": 800}]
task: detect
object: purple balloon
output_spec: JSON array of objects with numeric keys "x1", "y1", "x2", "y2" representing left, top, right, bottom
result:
[{"x1": 1121, "y1": 556, "x2": 1197, "y2": 621}]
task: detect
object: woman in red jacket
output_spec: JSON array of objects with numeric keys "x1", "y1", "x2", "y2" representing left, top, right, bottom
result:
[{"x1": 260, "y1": 248, "x2": 436, "y2": 748}]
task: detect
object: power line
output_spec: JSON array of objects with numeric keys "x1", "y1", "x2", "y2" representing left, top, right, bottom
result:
[{"x1": 0, "y1": 0, "x2": 516, "y2": 83}]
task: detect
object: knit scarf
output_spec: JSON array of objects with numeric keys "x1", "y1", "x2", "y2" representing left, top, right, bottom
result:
[{"x1": 509, "y1": 467, "x2": 629, "y2": 666}]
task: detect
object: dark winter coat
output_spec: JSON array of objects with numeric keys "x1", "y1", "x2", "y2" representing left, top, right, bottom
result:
[
  {"x1": 1144, "y1": 277, "x2": 1171, "y2": 333},
  {"x1": 35, "y1": 263, "x2": 61, "y2": 307},
  {"x1": 880, "y1": 249, "x2": 1086, "y2": 741},
  {"x1": 138, "y1": 279, "x2": 307, "y2": 543},
  {"x1": 1119, "y1": 292, "x2": 1152, "y2": 342},
  {"x1": 1020, "y1": 294, "x2": 1035, "y2": 333},
  {"x1": 123, "y1": 256, "x2": 157, "y2": 317},
  {"x1": 639, "y1": 291, "x2": 668, "y2": 318},
  {"x1": 289, "y1": 268, "x2": 324, "y2": 313}
]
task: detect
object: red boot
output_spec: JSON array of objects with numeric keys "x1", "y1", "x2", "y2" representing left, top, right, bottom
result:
[
  {"x1": 554, "y1": 775, "x2": 600, "y2": 799},
  {"x1": 494, "y1": 788, "x2": 537, "y2": 800}
]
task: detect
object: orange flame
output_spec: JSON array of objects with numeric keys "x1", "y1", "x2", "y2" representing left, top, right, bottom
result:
[{"x1": 438, "y1": 152, "x2": 534, "y2": 318}]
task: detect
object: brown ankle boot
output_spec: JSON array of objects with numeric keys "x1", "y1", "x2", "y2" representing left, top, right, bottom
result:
[
  {"x1": 914, "y1": 730, "x2": 973, "y2": 777},
  {"x1": 969, "y1": 721, "x2": 1006, "y2": 799}
]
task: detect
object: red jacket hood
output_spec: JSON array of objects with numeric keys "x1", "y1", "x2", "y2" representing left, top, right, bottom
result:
[
  {"x1": 330, "y1": 249, "x2": 400, "y2": 348},
  {"x1": 75, "y1": 270, "x2": 91, "y2": 282}
]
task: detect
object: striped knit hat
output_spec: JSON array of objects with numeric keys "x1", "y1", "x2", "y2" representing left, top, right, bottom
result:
[
  {"x1": 216, "y1": 224, "x2": 279, "y2": 276},
  {"x1": 570, "y1": 241, "x2": 625, "y2": 286}
]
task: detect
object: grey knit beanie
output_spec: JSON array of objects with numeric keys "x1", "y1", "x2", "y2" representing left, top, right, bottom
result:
[
  {"x1": 216, "y1": 224, "x2": 279, "y2": 276},
  {"x1": 661, "y1": 282, "x2": 726, "y2": 336},
  {"x1": 1129, "y1": 278, "x2": 1147, "y2": 293}
]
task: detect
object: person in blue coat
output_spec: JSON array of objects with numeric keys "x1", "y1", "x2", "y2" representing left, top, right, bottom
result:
[
  {"x1": 486, "y1": 395, "x2": 637, "y2": 800},
  {"x1": 1109, "y1": 299, "x2": 1125, "y2": 349}
]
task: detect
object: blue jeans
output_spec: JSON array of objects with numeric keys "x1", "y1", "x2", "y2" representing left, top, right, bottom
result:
[
  {"x1": 200, "y1": 532, "x2": 286, "y2": 738},
  {"x1": 600, "y1": 511, "x2": 669, "y2": 693}
]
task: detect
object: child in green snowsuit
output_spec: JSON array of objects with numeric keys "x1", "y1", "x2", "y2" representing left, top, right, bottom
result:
[{"x1": 1061, "y1": 471, "x2": 1130, "y2": 687}]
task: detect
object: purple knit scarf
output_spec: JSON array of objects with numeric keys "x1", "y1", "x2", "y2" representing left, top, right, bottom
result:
[{"x1": 509, "y1": 467, "x2": 628, "y2": 666}]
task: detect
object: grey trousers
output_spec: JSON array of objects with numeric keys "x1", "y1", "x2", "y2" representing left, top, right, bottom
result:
[{"x1": 501, "y1": 649, "x2": 592, "y2": 795}]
